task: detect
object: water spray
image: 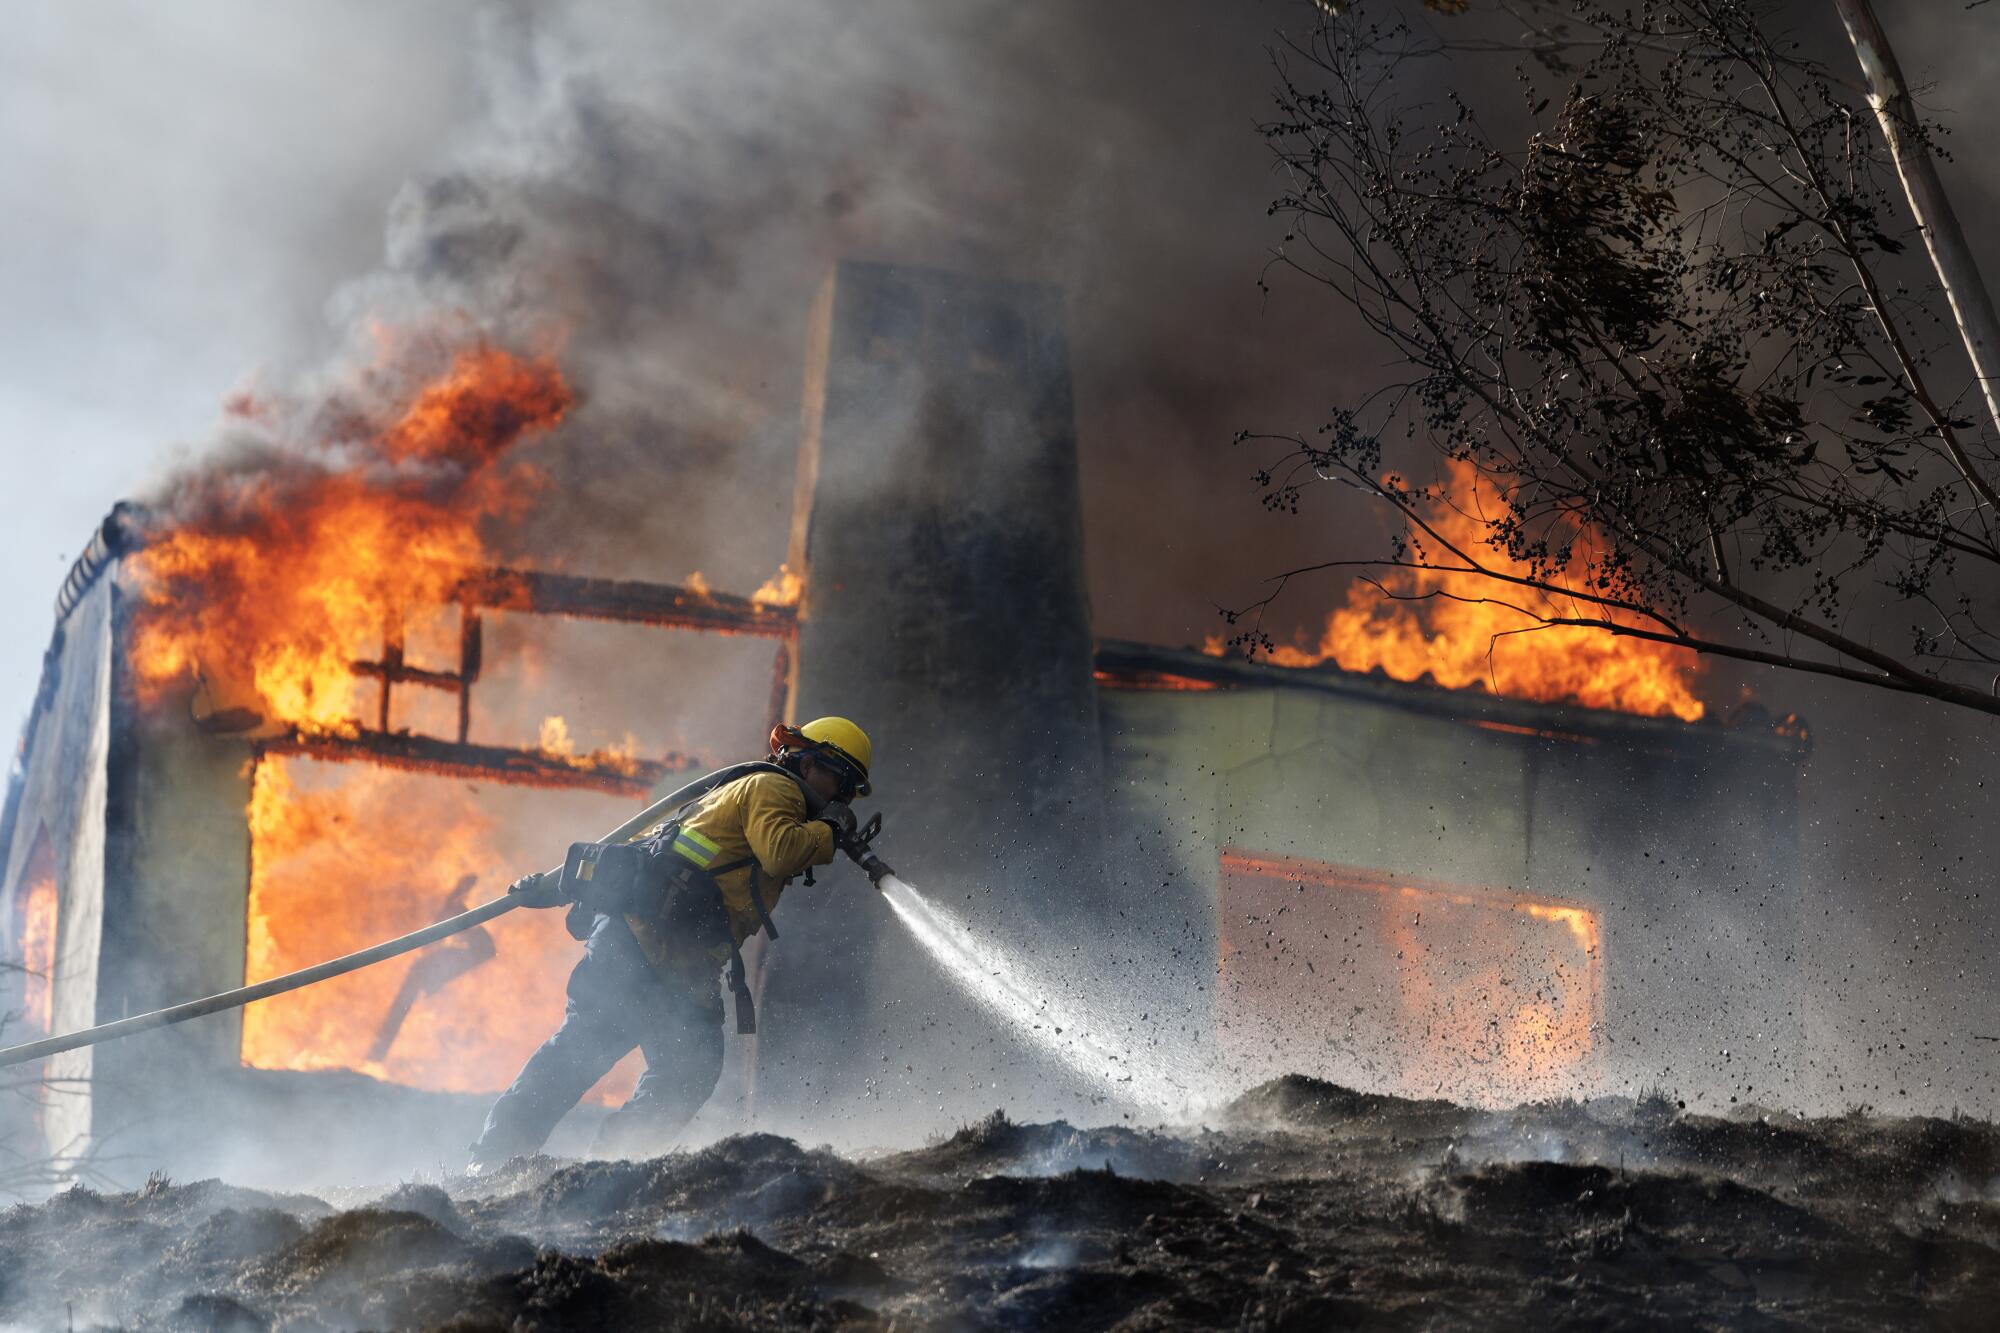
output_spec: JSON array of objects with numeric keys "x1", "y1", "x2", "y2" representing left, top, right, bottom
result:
[
  {"x1": 832, "y1": 813, "x2": 1211, "y2": 1118},
  {"x1": 827, "y1": 807, "x2": 1199, "y2": 1113},
  {"x1": 872, "y1": 871, "x2": 1214, "y2": 1120}
]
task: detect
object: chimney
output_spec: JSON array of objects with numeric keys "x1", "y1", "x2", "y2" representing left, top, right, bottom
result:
[{"x1": 759, "y1": 262, "x2": 1107, "y2": 1131}]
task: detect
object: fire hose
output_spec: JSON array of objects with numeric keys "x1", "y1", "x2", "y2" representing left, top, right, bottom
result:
[{"x1": 0, "y1": 762, "x2": 890, "y2": 1071}]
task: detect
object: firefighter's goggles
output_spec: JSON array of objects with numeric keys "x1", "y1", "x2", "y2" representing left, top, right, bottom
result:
[{"x1": 815, "y1": 750, "x2": 865, "y2": 801}]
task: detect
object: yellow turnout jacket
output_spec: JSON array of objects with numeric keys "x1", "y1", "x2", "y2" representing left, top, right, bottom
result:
[{"x1": 622, "y1": 770, "x2": 835, "y2": 982}]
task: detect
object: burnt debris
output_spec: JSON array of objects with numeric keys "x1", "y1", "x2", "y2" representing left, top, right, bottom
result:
[{"x1": 4, "y1": 1077, "x2": 1998, "y2": 1330}]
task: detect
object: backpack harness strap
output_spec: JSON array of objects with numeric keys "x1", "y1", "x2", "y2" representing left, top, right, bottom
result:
[
  {"x1": 689, "y1": 853, "x2": 781, "y2": 1038},
  {"x1": 645, "y1": 766, "x2": 806, "y2": 1035}
]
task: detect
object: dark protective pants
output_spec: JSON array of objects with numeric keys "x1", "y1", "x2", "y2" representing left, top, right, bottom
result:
[{"x1": 470, "y1": 913, "x2": 724, "y2": 1166}]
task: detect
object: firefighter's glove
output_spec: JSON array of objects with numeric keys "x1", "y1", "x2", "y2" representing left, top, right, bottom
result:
[
  {"x1": 819, "y1": 801, "x2": 858, "y2": 848},
  {"x1": 508, "y1": 868, "x2": 567, "y2": 909}
]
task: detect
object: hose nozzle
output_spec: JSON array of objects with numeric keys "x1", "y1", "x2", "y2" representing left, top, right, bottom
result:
[{"x1": 842, "y1": 812, "x2": 893, "y2": 887}]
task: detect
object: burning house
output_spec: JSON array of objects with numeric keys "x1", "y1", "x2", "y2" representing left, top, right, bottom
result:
[{"x1": 0, "y1": 262, "x2": 1809, "y2": 1186}]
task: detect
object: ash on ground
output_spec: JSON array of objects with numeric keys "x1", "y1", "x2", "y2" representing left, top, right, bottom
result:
[{"x1": 6, "y1": 1076, "x2": 1999, "y2": 1330}]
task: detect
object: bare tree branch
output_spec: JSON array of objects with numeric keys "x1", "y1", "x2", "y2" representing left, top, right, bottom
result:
[{"x1": 1237, "y1": 3, "x2": 2000, "y2": 718}]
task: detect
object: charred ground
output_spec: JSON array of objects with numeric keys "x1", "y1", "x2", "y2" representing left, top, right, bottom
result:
[{"x1": 4, "y1": 1075, "x2": 1998, "y2": 1330}]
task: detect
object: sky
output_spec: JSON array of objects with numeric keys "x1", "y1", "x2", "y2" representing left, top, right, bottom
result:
[
  {"x1": 5, "y1": 1, "x2": 2000, "y2": 1114},
  {"x1": 0, "y1": 2, "x2": 489, "y2": 697}
]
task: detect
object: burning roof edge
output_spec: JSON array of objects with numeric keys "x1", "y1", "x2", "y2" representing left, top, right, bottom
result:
[
  {"x1": 48, "y1": 503, "x2": 801, "y2": 637},
  {"x1": 1093, "y1": 639, "x2": 1811, "y2": 757},
  {"x1": 2, "y1": 506, "x2": 800, "y2": 857}
]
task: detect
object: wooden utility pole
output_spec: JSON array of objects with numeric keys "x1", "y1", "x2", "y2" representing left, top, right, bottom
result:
[{"x1": 1834, "y1": 0, "x2": 2000, "y2": 447}]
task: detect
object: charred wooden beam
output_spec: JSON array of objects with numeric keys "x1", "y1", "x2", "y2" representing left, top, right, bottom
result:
[
  {"x1": 1090, "y1": 666, "x2": 1226, "y2": 693},
  {"x1": 457, "y1": 567, "x2": 798, "y2": 638},
  {"x1": 457, "y1": 610, "x2": 482, "y2": 744},
  {"x1": 1093, "y1": 639, "x2": 1812, "y2": 755},
  {"x1": 259, "y1": 729, "x2": 696, "y2": 798},
  {"x1": 375, "y1": 618, "x2": 402, "y2": 734},
  {"x1": 350, "y1": 660, "x2": 464, "y2": 692},
  {"x1": 765, "y1": 638, "x2": 792, "y2": 742}
]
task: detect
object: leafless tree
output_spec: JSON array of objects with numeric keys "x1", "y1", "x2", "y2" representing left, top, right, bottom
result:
[{"x1": 1240, "y1": 0, "x2": 2000, "y2": 715}]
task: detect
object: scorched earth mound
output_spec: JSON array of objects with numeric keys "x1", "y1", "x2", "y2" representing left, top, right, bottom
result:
[{"x1": 4, "y1": 1076, "x2": 1999, "y2": 1330}]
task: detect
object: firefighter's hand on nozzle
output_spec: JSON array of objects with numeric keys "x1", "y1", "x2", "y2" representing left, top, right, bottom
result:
[
  {"x1": 508, "y1": 869, "x2": 567, "y2": 909},
  {"x1": 819, "y1": 801, "x2": 858, "y2": 847}
]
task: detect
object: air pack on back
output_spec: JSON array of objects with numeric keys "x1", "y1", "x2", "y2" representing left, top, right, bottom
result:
[{"x1": 561, "y1": 840, "x2": 658, "y2": 916}]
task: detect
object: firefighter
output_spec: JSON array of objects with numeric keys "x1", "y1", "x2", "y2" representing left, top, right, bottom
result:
[{"x1": 467, "y1": 716, "x2": 873, "y2": 1170}]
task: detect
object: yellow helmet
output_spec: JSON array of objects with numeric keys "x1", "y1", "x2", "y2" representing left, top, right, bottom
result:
[{"x1": 771, "y1": 716, "x2": 873, "y2": 796}]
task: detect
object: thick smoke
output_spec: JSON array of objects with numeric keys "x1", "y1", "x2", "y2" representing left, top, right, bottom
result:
[{"x1": 174, "y1": 1, "x2": 1361, "y2": 604}]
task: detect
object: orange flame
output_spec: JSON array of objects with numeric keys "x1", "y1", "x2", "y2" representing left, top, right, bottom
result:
[
  {"x1": 1225, "y1": 460, "x2": 1704, "y2": 720},
  {"x1": 127, "y1": 342, "x2": 572, "y2": 733},
  {"x1": 18, "y1": 839, "x2": 59, "y2": 1038},
  {"x1": 538, "y1": 714, "x2": 644, "y2": 778},
  {"x1": 243, "y1": 757, "x2": 638, "y2": 1102},
  {"x1": 129, "y1": 337, "x2": 648, "y2": 1101},
  {"x1": 751, "y1": 563, "x2": 804, "y2": 608},
  {"x1": 538, "y1": 714, "x2": 576, "y2": 757}
]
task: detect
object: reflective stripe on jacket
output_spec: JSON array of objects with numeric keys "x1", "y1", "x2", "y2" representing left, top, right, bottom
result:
[{"x1": 621, "y1": 770, "x2": 835, "y2": 979}]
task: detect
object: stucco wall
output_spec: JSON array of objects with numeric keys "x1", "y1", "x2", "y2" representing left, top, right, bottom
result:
[
  {"x1": 90, "y1": 664, "x2": 255, "y2": 1165},
  {"x1": 2, "y1": 569, "x2": 261, "y2": 1177},
  {"x1": 0, "y1": 577, "x2": 116, "y2": 1163},
  {"x1": 1100, "y1": 679, "x2": 1807, "y2": 1110}
]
